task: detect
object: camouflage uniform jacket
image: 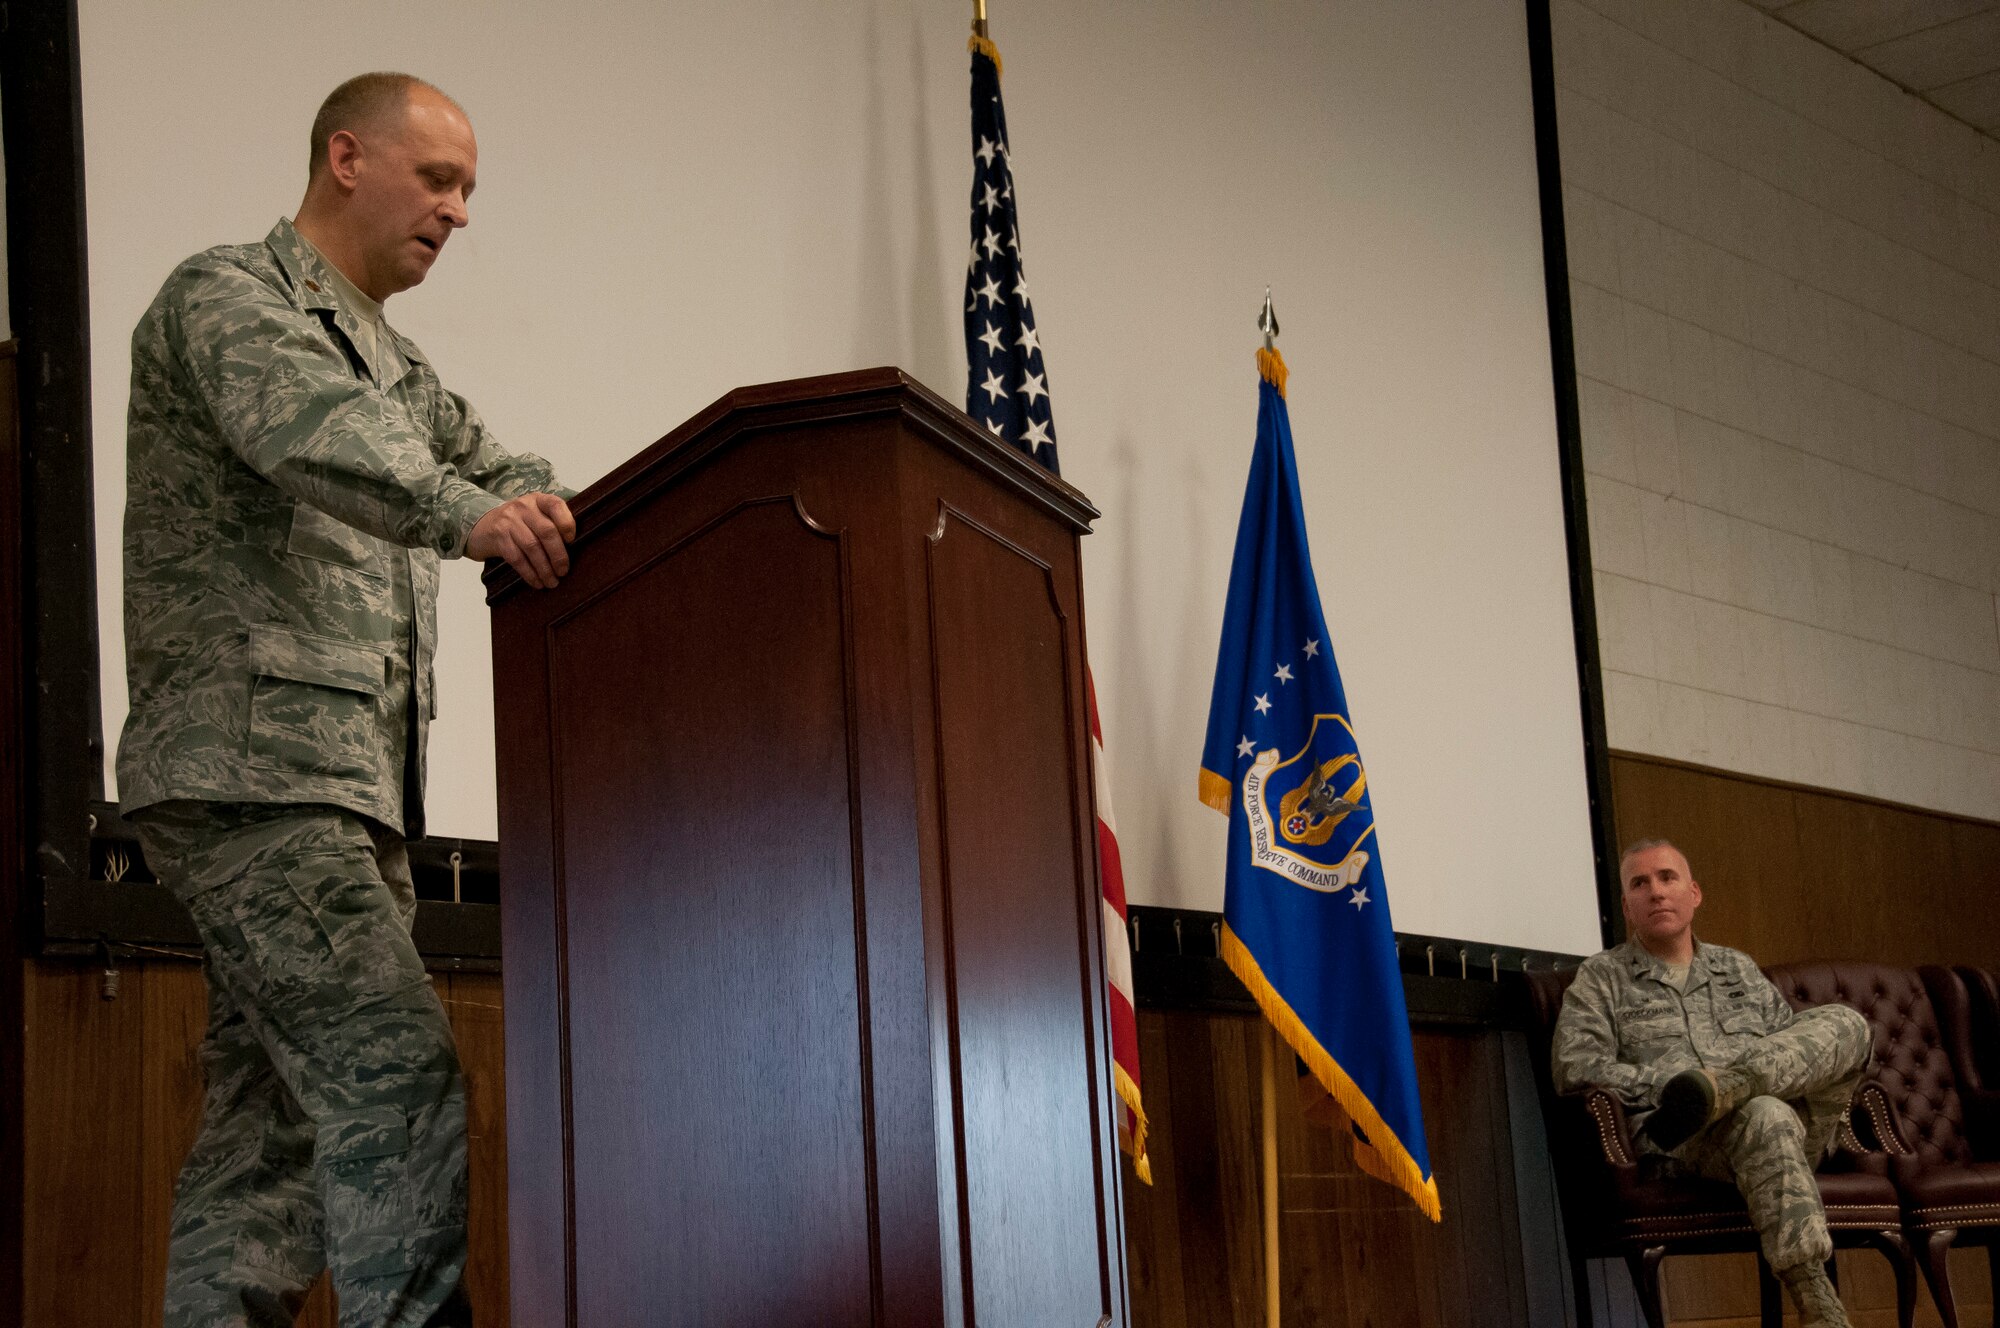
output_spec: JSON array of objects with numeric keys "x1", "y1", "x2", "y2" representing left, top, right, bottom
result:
[
  {"x1": 1552, "y1": 938, "x2": 1796, "y2": 1132},
  {"x1": 117, "y1": 218, "x2": 562, "y2": 836}
]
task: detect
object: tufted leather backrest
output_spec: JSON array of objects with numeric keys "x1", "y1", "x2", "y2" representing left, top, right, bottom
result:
[
  {"x1": 1922, "y1": 966, "x2": 1982, "y2": 1098},
  {"x1": 1953, "y1": 966, "x2": 2000, "y2": 1090},
  {"x1": 1520, "y1": 968, "x2": 1629, "y2": 1213},
  {"x1": 1522, "y1": 968, "x2": 1577, "y2": 1102},
  {"x1": 1766, "y1": 961, "x2": 1970, "y2": 1170}
]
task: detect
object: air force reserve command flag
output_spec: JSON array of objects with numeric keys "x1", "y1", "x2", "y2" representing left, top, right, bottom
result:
[{"x1": 1199, "y1": 337, "x2": 1439, "y2": 1220}]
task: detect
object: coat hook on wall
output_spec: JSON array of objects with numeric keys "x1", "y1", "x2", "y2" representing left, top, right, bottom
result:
[{"x1": 98, "y1": 938, "x2": 121, "y2": 1001}]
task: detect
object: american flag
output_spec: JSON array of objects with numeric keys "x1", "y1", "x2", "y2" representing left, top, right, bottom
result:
[
  {"x1": 963, "y1": 32, "x2": 1148, "y2": 1183},
  {"x1": 962, "y1": 38, "x2": 1058, "y2": 470}
]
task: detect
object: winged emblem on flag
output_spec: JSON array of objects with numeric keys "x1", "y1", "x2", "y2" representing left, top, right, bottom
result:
[
  {"x1": 1280, "y1": 753, "x2": 1366, "y2": 845},
  {"x1": 1240, "y1": 715, "x2": 1374, "y2": 893}
]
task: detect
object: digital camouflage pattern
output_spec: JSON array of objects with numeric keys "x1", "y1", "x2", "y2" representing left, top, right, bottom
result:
[
  {"x1": 118, "y1": 217, "x2": 563, "y2": 837},
  {"x1": 119, "y1": 218, "x2": 565, "y2": 1323},
  {"x1": 1554, "y1": 939, "x2": 1872, "y2": 1275},
  {"x1": 134, "y1": 800, "x2": 470, "y2": 1327}
]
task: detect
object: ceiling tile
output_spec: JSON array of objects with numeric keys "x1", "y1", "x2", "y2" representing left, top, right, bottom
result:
[
  {"x1": 1856, "y1": 7, "x2": 2000, "y2": 90},
  {"x1": 1927, "y1": 67, "x2": 2000, "y2": 127},
  {"x1": 1776, "y1": 0, "x2": 1994, "y2": 51}
]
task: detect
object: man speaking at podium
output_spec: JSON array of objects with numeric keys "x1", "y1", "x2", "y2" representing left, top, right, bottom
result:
[{"x1": 116, "y1": 73, "x2": 571, "y2": 1326}]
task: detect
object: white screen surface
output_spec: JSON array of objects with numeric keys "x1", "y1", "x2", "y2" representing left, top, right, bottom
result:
[{"x1": 80, "y1": 0, "x2": 1603, "y2": 955}]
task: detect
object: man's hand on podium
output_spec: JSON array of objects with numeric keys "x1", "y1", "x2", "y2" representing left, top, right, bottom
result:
[{"x1": 469, "y1": 492, "x2": 576, "y2": 589}]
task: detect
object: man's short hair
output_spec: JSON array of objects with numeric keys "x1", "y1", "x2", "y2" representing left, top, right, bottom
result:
[
  {"x1": 1618, "y1": 837, "x2": 1686, "y2": 871},
  {"x1": 308, "y1": 72, "x2": 455, "y2": 179}
]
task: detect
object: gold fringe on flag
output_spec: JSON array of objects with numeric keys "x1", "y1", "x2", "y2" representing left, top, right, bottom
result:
[
  {"x1": 1220, "y1": 923, "x2": 1442, "y2": 1221},
  {"x1": 1114, "y1": 1063, "x2": 1153, "y2": 1185},
  {"x1": 968, "y1": 33, "x2": 1004, "y2": 79},
  {"x1": 1257, "y1": 345, "x2": 1289, "y2": 398},
  {"x1": 1198, "y1": 766, "x2": 1234, "y2": 813}
]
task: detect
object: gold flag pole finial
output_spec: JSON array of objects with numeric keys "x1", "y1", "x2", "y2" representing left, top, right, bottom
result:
[
  {"x1": 968, "y1": 0, "x2": 1000, "y2": 76},
  {"x1": 1257, "y1": 288, "x2": 1289, "y2": 397}
]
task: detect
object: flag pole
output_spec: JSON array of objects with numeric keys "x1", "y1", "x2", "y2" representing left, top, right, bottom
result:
[
  {"x1": 972, "y1": 0, "x2": 987, "y2": 39},
  {"x1": 1257, "y1": 288, "x2": 1283, "y2": 1328},
  {"x1": 1261, "y1": 1026, "x2": 1281, "y2": 1328}
]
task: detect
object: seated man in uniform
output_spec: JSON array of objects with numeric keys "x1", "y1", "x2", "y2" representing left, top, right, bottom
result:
[{"x1": 1553, "y1": 839, "x2": 1873, "y2": 1328}]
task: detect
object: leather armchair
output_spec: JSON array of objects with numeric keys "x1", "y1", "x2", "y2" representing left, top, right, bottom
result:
[
  {"x1": 1525, "y1": 968, "x2": 1910, "y2": 1328},
  {"x1": 1937, "y1": 966, "x2": 2000, "y2": 1160},
  {"x1": 1768, "y1": 961, "x2": 2000, "y2": 1328}
]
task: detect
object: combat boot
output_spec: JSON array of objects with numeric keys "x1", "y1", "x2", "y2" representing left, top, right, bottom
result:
[
  {"x1": 1779, "y1": 1262, "x2": 1851, "y2": 1328},
  {"x1": 1645, "y1": 1064, "x2": 1764, "y2": 1150}
]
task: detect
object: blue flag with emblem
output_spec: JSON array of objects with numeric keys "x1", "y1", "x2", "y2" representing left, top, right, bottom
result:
[{"x1": 1199, "y1": 338, "x2": 1439, "y2": 1220}]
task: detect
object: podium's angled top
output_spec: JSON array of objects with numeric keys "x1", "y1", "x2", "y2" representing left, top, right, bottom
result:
[{"x1": 483, "y1": 367, "x2": 1098, "y2": 599}]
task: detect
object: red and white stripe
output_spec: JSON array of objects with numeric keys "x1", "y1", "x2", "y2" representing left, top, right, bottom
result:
[{"x1": 1087, "y1": 669, "x2": 1149, "y2": 1183}]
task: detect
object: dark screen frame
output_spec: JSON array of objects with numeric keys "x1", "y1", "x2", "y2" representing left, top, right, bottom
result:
[{"x1": 0, "y1": 0, "x2": 1621, "y2": 959}]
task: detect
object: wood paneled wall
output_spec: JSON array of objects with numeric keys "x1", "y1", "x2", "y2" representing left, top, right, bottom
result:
[
  {"x1": 20, "y1": 959, "x2": 508, "y2": 1326},
  {"x1": 1124, "y1": 1009, "x2": 1567, "y2": 1327},
  {"x1": 1609, "y1": 752, "x2": 2000, "y2": 969}
]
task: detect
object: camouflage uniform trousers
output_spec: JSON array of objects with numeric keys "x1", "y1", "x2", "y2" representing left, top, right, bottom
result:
[
  {"x1": 1652, "y1": 1003, "x2": 1873, "y2": 1273},
  {"x1": 134, "y1": 801, "x2": 471, "y2": 1328}
]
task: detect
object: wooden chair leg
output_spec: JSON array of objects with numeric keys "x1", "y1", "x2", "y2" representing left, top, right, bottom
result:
[
  {"x1": 1864, "y1": 1229, "x2": 1916, "y2": 1328},
  {"x1": 1755, "y1": 1253, "x2": 1784, "y2": 1328},
  {"x1": 1625, "y1": 1247, "x2": 1668, "y2": 1328},
  {"x1": 1917, "y1": 1228, "x2": 1960, "y2": 1328}
]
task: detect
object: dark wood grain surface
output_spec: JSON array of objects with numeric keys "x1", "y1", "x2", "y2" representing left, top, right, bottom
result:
[
  {"x1": 927, "y1": 509, "x2": 1113, "y2": 1326},
  {"x1": 137, "y1": 962, "x2": 204, "y2": 1328},
  {"x1": 1123, "y1": 1013, "x2": 1536, "y2": 1328},
  {"x1": 24, "y1": 960, "x2": 147, "y2": 1324},
  {"x1": 557, "y1": 501, "x2": 876, "y2": 1324},
  {"x1": 491, "y1": 372, "x2": 1123, "y2": 1326},
  {"x1": 18, "y1": 961, "x2": 513, "y2": 1327},
  {"x1": 450, "y1": 972, "x2": 510, "y2": 1324}
]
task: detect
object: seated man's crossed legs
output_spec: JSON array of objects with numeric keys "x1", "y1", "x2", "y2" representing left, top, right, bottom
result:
[{"x1": 1653, "y1": 1005, "x2": 1874, "y2": 1328}]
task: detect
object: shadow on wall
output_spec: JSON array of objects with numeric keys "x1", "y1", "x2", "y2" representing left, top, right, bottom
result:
[
  {"x1": 848, "y1": 3, "x2": 955, "y2": 396},
  {"x1": 852, "y1": 4, "x2": 898, "y2": 372},
  {"x1": 905, "y1": 23, "x2": 953, "y2": 395}
]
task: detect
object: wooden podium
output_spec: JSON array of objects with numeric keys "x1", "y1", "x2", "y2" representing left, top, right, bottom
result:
[{"x1": 486, "y1": 369, "x2": 1129, "y2": 1326}]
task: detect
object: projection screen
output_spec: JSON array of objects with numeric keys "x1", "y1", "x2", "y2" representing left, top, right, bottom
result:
[{"x1": 79, "y1": 0, "x2": 1604, "y2": 955}]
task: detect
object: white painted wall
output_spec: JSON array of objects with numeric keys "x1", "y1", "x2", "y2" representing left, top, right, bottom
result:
[
  {"x1": 1556, "y1": 0, "x2": 2000, "y2": 819},
  {"x1": 79, "y1": 0, "x2": 1603, "y2": 954}
]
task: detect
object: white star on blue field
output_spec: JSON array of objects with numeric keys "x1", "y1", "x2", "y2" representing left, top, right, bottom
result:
[{"x1": 963, "y1": 52, "x2": 1060, "y2": 474}]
